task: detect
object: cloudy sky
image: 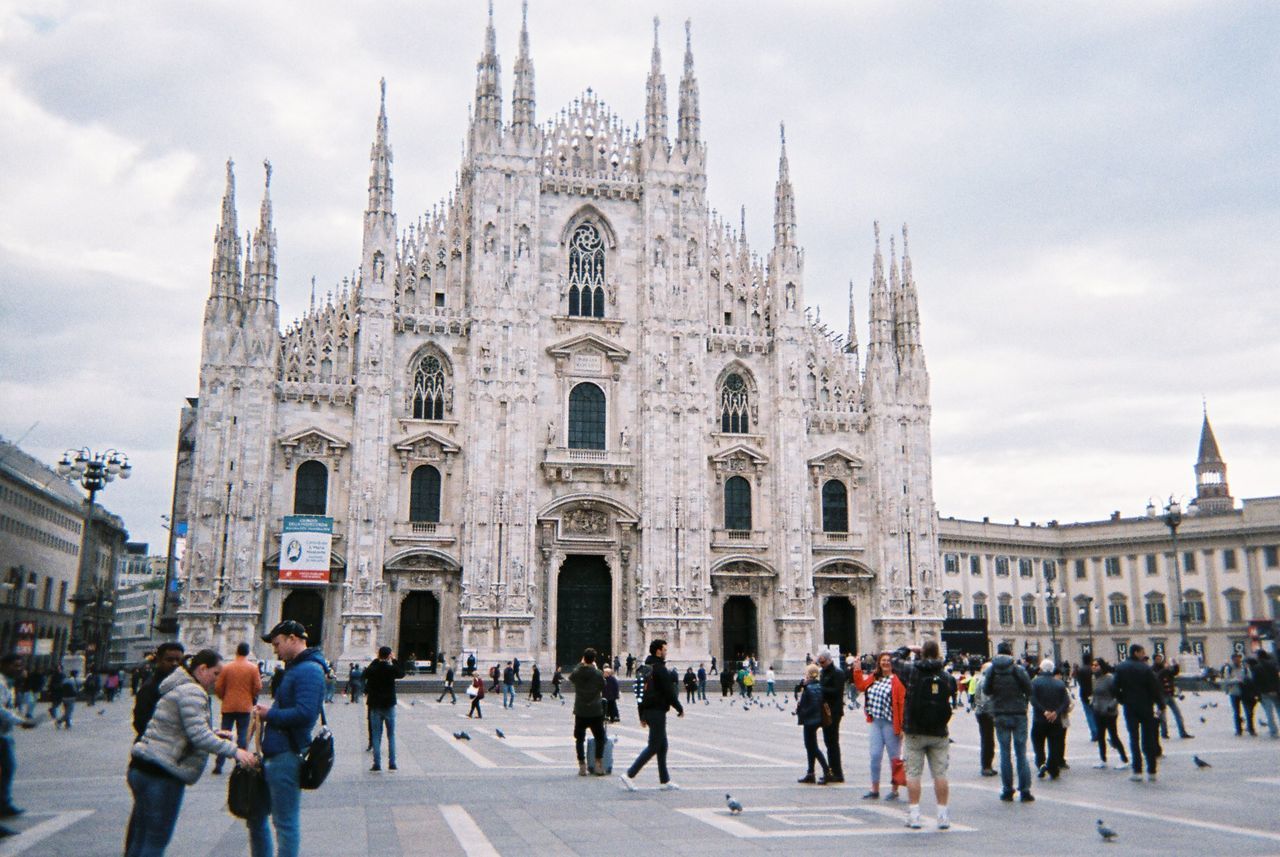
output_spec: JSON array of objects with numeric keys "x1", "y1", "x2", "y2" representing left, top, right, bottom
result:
[{"x1": 1, "y1": 1, "x2": 1276, "y2": 553}]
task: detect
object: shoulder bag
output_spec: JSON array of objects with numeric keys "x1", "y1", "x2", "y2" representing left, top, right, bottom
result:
[{"x1": 228, "y1": 715, "x2": 269, "y2": 819}]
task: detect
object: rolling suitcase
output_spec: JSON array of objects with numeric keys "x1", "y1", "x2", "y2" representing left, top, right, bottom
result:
[{"x1": 586, "y1": 734, "x2": 616, "y2": 773}]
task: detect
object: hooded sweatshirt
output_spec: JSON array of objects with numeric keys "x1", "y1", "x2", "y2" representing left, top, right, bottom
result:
[
  {"x1": 131, "y1": 668, "x2": 237, "y2": 785},
  {"x1": 262, "y1": 647, "x2": 327, "y2": 757},
  {"x1": 982, "y1": 654, "x2": 1033, "y2": 717}
]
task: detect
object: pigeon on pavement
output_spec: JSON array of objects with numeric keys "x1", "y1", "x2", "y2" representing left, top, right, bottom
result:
[
  {"x1": 453, "y1": 731, "x2": 471, "y2": 741},
  {"x1": 725, "y1": 794, "x2": 743, "y2": 815},
  {"x1": 1193, "y1": 755, "x2": 1211, "y2": 768},
  {"x1": 495, "y1": 728, "x2": 506, "y2": 739},
  {"x1": 1096, "y1": 820, "x2": 1118, "y2": 842}
]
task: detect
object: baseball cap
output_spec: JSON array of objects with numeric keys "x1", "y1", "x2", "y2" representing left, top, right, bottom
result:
[{"x1": 262, "y1": 619, "x2": 308, "y2": 643}]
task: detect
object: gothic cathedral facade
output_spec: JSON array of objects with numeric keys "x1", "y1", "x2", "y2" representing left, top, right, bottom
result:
[{"x1": 178, "y1": 9, "x2": 942, "y2": 670}]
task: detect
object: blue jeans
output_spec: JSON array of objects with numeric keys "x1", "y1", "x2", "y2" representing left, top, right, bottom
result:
[
  {"x1": 125, "y1": 766, "x2": 185, "y2": 857},
  {"x1": 994, "y1": 713, "x2": 1032, "y2": 795},
  {"x1": 502, "y1": 684, "x2": 515, "y2": 708},
  {"x1": 1257, "y1": 693, "x2": 1280, "y2": 738},
  {"x1": 247, "y1": 752, "x2": 302, "y2": 857},
  {"x1": 213, "y1": 712, "x2": 251, "y2": 773},
  {"x1": 867, "y1": 717, "x2": 901, "y2": 786},
  {"x1": 0, "y1": 735, "x2": 15, "y2": 810},
  {"x1": 627, "y1": 710, "x2": 670, "y2": 783},
  {"x1": 370, "y1": 706, "x2": 396, "y2": 767},
  {"x1": 1080, "y1": 696, "x2": 1098, "y2": 740}
]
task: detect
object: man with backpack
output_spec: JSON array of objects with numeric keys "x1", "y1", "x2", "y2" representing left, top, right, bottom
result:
[
  {"x1": 983, "y1": 641, "x2": 1035, "y2": 803},
  {"x1": 619, "y1": 639, "x2": 684, "y2": 791},
  {"x1": 899, "y1": 640, "x2": 956, "y2": 830}
]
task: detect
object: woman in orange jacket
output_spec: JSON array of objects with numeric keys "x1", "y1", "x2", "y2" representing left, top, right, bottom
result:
[{"x1": 850, "y1": 651, "x2": 906, "y2": 800}]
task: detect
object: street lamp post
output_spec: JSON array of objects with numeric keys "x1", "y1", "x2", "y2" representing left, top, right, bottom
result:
[
  {"x1": 1162, "y1": 496, "x2": 1190, "y2": 654},
  {"x1": 1080, "y1": 595, "x2": 1095, "y2": 661},
  {"x1": 1040, "y1": 584, "x2": 1060, "y2": 665},
  {"x1": 56, "y1": 448, "x2": 130, "y2": 673}
]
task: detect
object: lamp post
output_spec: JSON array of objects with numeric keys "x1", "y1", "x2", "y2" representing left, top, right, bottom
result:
[
  {"x1": 1079, "y1": 595, "x2": 1095, "y2": 661},
  {"x1": 1162, "y1": 496, "x2": 1190, "y2": 654},
  {"x1": 1039, "y1": 584, "x2": 1060, "y2": 665},
  {"x1": 56, "y1": 448, "x2": 130, "y2": 672}
]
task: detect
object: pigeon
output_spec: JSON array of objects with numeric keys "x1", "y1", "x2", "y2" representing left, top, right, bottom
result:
[
  {"x1": 453, "y1": 731, "x2": 471, "y2": 741},
  {"x1": 1199, "y1": 716, "x2": 1206, "y2": 724},
  {"x1": 1096, "y1": 819, "x2": 1118, "y2": 842},
  {"x1": 1199, "y1": 703, "x2": 1210, "y2": 710},
  {"x1": 98, "y1": 709, "x2": 106, "y2": 716},
  {"x1": 725, "y1": 794, "x2": 743, "y2": 815},
  {"x1": 1193, "y1": 755, "x2": 1211, "y2": 768},
  {"x1": 495, "y1": 728, "x2": 506, "y2": 739},
  {"x1": 1209, "y1": 702, "x2": 1219, "y2": 708}
]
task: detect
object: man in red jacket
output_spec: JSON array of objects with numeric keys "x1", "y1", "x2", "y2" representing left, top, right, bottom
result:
[{"x1": 213, "y1": 642, "x2": 262, "y2": 774}]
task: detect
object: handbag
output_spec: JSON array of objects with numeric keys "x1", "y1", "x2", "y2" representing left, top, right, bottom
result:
[
  {"x1": 820, "y1": 702, "x2": 833, "y2": 728},
  {"x1": 890, "y1": 755, "x2": 907, "y2": 788},
  {"x1": 298, "y1": 705, "x2": 334, "y2": 790},
  {"x1": 228, "y1": 715, "x2": 269, "y2": 819}
]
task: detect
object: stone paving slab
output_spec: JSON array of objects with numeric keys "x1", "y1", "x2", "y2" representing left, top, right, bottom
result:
[{"x1": 2, "y1": 688, "x2": 1277, "y2": 855}]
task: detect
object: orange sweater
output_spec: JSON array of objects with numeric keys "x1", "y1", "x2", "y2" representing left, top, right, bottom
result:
[
  {"x1": 851, "y1": 668, "x2": 905, "y2": 734},
  {"x1": 214, "y1": 656, "x2": 263, "y2": 714}
]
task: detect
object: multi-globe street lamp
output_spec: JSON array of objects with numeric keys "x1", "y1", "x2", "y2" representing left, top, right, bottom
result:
[
  {"x1": 56, "y1": 448, "x2": 131, "y2": 671},
  {"x1": 1162, "y1": 496, "x2": 1191, "y2": 654}
]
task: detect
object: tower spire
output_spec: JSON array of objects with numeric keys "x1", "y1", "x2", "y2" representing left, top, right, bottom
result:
[
  {"x1": 511, "y1": 0, "x2": 536, "y2": 133},
  {"x1": 898, "y1": 223, "x2": 921, "y2": 352},
  {"x1": 1193, "y1": 408, "x2": 1233, "y2": 513},
  {"x1": 210, "y1": 158, "x2": 242, "y2": 298},
  {"x1": 845, "y1": 279, "x2": 859, "y2": 355},
  {"x1": 473, "y1": 0, "x2": 503, "y2": 133},
  {"x1": 367, "y1": 79, "x2": 394, "y2": 219},
  {"x1": 676, "y1": 19, "x2": 700, "y2": 150},
  {"x1": 249, "y1": 159, "x2": 277, "y2": 302},
  {"x1": 773, "y1": 122, "x2": 796, "y2": 247},
  {"x1": 644, "y1": 17, "x2": 668, "y2": 146},
  {"x1": 868, "y1": 222, "x2": 892, "y2": 354}
]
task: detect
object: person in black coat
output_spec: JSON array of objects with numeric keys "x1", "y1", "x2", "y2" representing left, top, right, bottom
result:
[
  {"x1": 363, "y1": 646, "x2": 405, "y2": 771},
  {"x1": 619, "y1": 639, "x2": 684, "y2": 790},
  {"x1": 816, "y1": 651, "x2": 847, "y2": 782},
  {"x1": 1030, "y1": 660, "x2": 1069, "y2": 779},
  {"x1": 1112, "y1": 644, "x2": 1164, "y2": 780}
]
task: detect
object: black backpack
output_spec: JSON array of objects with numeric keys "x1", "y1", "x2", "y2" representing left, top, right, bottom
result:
[
  {"x1": 908, "y1": 669, "x2": 953, "y2": 734},
  {"x1": 634, "y1": 664, "x2": 653, "y2": 705}
]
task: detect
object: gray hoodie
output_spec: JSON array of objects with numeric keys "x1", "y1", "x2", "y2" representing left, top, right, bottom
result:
[
  {"x1": 131, "y1": 668, "x2": 237, "y2": 785},
  {"x1": 982, "y1": 654, "x2": 1033, "y2": 717}
]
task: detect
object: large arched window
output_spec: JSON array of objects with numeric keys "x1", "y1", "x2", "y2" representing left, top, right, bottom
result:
[
  {"x1": 294, "y1": 460, "x2": 328, "y2": 516},
  {"x1": 720, "y1": 373, "x2": 750, "y2": 433},
  {"x1": 409, "y1": 465, "x2": 441, "y2": 523},
  {"x1": 724, "y1": 475, "x2": 752, "y2": 531},
  {"x1": 568, "y1": 382, "x2": 606, "y2": 450},
  {"x1": 568, "y1": 224, "x2": 605, "y2": 318},
  {"x1": 410, "y1": 352, "x2": 447, "y2": 420},
  {"x1": 821, "y1": 480, "x2": 848, "y2": 533}
]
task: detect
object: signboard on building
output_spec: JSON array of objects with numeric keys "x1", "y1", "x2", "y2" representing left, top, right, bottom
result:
[
  {"x1": 14, "y1": 622, "x2": 34, "y2": 656},
  {"x1": 279, "y1": 515, "x2": 333, "y2": 584},
  {"x1": 34, "y1": 638, "x2": 53, "y2": 656}
]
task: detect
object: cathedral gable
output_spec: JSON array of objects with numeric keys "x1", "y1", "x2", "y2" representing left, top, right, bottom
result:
[
  {"x1": 393, "y1": 428, "x2": 461, "y2": 473},
  {"x1": 279, "y1": 427, "x2": 348, "y2": 468}
]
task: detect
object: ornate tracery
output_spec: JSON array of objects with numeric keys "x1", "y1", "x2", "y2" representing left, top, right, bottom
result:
[
  {"x1": 720, "y1": 373, "x2": 750, "y2": 433},
  {"x1": 568, "y1": 223, "x2": 605, "y2": 318},
  {"x1": 410, "y1": 353, "x2": 448, "y2": 420}
]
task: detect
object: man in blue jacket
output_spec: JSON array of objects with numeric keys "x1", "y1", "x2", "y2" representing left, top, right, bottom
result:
[{"x1": 249, "y1": 620, "x2": 326, "y2": 857}]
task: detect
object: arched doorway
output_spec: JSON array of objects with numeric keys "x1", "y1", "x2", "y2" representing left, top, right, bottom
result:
[
  {"x1": 823, "y1": 596, "x2": 857, "y2": 658},
  {"x1": 722, "y1": 596, "x2": 758, "y2": 669},
  {"x1": 398, "y1": 592, "x2": 440, "y2": 672},
  {"x1": 281, "y1": 589, "x2": 324, "y2": 649},
  {"x1": 556, "y1": 556, "x2": 611, "y2": 669}
]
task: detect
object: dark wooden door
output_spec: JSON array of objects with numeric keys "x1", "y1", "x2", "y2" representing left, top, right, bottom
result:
[
  {"x1": 398, "y1": 592, "x2": 440, "y2": 671},
  {"x1": 722, "y1": 595, "x2": 758, "y2": 668},
  {"x1": 556, "y1": 556, "x2": 611, "y2": 669},
  {"x1": 281, "y1": 589, "x2": 325, "y2": 650},
  {"x1": 822, "y1": 596, "x2": 857, "y2": 658}
]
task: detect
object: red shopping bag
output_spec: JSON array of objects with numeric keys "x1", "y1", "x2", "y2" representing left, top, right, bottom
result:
[{"x1": 890, "y1": 756, "x2": 907, "y2": 788}]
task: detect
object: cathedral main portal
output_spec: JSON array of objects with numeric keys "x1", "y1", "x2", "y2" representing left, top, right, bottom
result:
[
  {"x1": 556, "y1": 556, "x2": 611, "y2": 669},
  {"x1": 398, "y1": 591, "x2": 440, "y2": 672},
  {"x1": 722, "y1": 595, "x2": 758, "y2": 667}
]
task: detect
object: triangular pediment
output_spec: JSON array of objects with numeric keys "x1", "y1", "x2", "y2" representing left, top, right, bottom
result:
[
  {"x1": 709, "y1": 443, "x2": 769, "y2": 466},
  {"x1": 278, "y1": 426, "x2": 348, "y2": 450},
  {"x1": 393, "y1": 429, "x2": 460, "y2": 455},
  {"x1": 545, "y1": 332, "x2": 630, "y2": 362},
  {"x1": 807, "y1": 448, "x2": 864, "y2": 469}
]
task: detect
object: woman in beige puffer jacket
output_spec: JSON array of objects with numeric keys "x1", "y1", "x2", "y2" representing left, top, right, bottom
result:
[{"x1": 125, "y1": 649, "x2": 257, "y2": 856}]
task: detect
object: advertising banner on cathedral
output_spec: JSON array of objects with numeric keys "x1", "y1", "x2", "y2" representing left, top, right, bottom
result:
[{"x1": 279, "y1": 515, "x2": 333, "y2": 584}]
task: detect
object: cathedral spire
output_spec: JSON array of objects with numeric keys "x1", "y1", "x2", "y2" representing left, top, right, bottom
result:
[
  {"x1": 644, "y1": 17, "x2": 668, "y2": 146},
  {"x1": 845, "y1": 279, "x2": 859, "y2": 355},
  {"x1": 676, "y1": 19, "x2": 700, "y2": 150},
  {"x1": 473, "y1": 0, "x2": 503, "y2": 133},
  {"x1": 898, "y1": 223, "x2": 921, "y2": 354},
  {"x1": 773, "y1": 123, "x2": 796, "y2": 247},
  {"x1": 867, "y1": 222, "x2": 893, "y2": 356},
  {"x1": 1193, "y1": 408, "x2": 1233, "y2": 513},
  {"x1": 511, "y1": 0, "x2": 536, "y2": 134},
  {"x1": 210, "y1": 158, "x2": 242, "y2": 299},
  {"x1": 367, "y1": 79, "x2": 394, "y2": 219},
  {"x1": 249, "y1": 160, "x2": 277, "y2": 303}
]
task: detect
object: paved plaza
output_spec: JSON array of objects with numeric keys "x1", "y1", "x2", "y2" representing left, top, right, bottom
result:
[{"x1": 3, "y1": 686, "x2": 1278, "y2": 856}]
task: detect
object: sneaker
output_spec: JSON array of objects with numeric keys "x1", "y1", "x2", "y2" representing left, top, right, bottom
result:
[
  {"x1": 1037, "y1": 766, "x2": 1047, "y2": 779},
  {"x1": 388, "y1": 763, "x2": 397, "y2": 771},
  {"x1": 0, "y1": 807, "x2": 24, "y2": 819},
  {"x1": 883, "y1": 791, "x2": 900, "y2": 801},
  {"x1": 660, "y1": 782, "x2": 681, "y2": 791},
  {"x1": 1092, "y1": 762, "x2": 1108, "y2": 769},
  {"x1": 618, "y1": 775, "x2": 637, "y2": 792},
  {"x1": 370, "y1": 764, "x2": 381, "y2": 772},
  {"x1": 1113, "y1": 761, "x2": 1129, "y2": 770},
  {"x1": 906, "y1": 810, "x2": 922, "y2": 830},
  {"x1": 999, "y1": 791, "x2": 1014, "y2": 802},
  {"x1": 861, "y1": 791, "x2": 880, "y2": 800},
  {"x1": 1146, "y1": 773, "x2": 1158, "y2": 783},
  {"x1": 1020, "y1": 792, "x2": 1035, "y2": 803},
  {"x1": 981, "y1": 768, "x2": 998, "y2": 777},
  {"x1": 937, "y1": 813, "x2": 951, "y2": 831},
  {"x1": 1129, "y1": 773, "x2": 1143, "y2": 782},
  {"x1": 1179, "y1": 733, "x2": 1194, "y2": 739}
]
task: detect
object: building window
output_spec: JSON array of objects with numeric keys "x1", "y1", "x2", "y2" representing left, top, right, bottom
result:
[
  {"x1": 1145, "y1": 554, "x2": 1158, "y2": 576},
  {"x1": 1022, "y1": 602, "x2": 1037, "y2": 626},
  {"x1": 1145, "y1": 601, "x2": 1167, "y2": 625},
  {"x1": 42, "y1": 578, "x2": 52, "y2": 611},
  {"x1": 58, "y1": 581, "x2": 67, "y2": 613},
  {"x1": 1182, "y1": 551, "x2": 1197, "y2": 573},
  {"x1": 719, "y1": 373, "x2": 750, "y2": 433},
  {"x1": 995, "y1": 556, "x2": 1010, "y2": 577},
  {"x1": 567, "y1": 223, "x2": 605, "y2": 318},
  {"x1": 1184, "y1": 596, "x2": 1206, "y2": 624},
  {"x1": 1109, "y1": 601, "x2": 1130, "y2": 626},
  {"x1": 409, "y1": 465, "x2": 442, "y2": 523},
  {"x1": 1074, "y1": 559, "x2": 1087, "y2": 580},
  {"x1": 1222, "y1": 549, "x2": 1237, "y2": 571},
  {"x1": 410, "y1": 353, "x2": 448, "y2": 420},
  {"x1": 944, "y1": 554, "x2": 959, "y2": 575},
  {"x1": 1104, "y1": 557, "x2": 1122, "y2": 577},
  {"x1": 998, "y1": 602, "x2": 1014, "y2": 626},
  {"x1": 945, "y1": 594, "x2": 962, "y2": 620},
  {"x1": 1268, "y1": 588, "x2": 1280, "y2": 621},
  {"x1": 821, "y1": 480, "x2": 848, "y2": 533},
  {"x1": 724, "y1": 476, "x2": 752, "y2": 531},
  {"x1": 1263, "y1": 546, "x2": 1278, "y2": 568},
  {"x1": 294, "y1": 460, "x2": 328, "y2": 516},
  {"x1": 973, "y1": 602, "x2": 989, "y2": 621},
  {"x1": 1046, "y1": 603, "x2": 1061, "y2": 627},
  {"x1": 1225, "y1": 595, "x2": 1244, "y2": 624},
  {"x1": 567, "y1": 382, "x2": 606, "y2": 450},
  {"x1": 1042, "y1": 560, "x2": 1057, "y2": 582},
  {"x1": 1018, "y1": 558, "x2": 1033, "y2": 578},
  {"x1": 970, "y1": 555, "x2": 981, "y2": 576}
]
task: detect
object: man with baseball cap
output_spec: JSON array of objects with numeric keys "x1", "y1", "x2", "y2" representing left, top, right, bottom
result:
[{"x1": 245, "y1": 620, "x2": 326, "y2": 857}]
